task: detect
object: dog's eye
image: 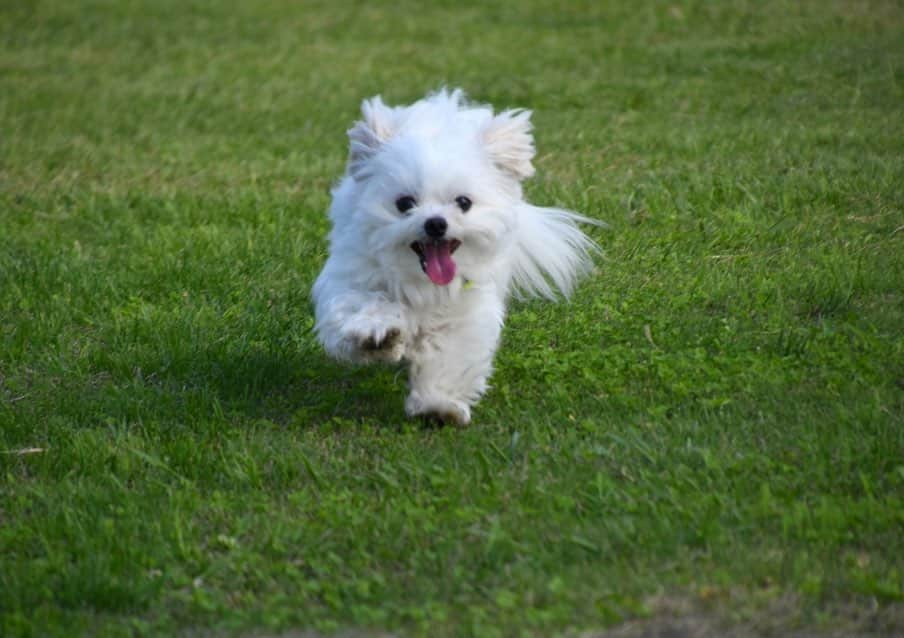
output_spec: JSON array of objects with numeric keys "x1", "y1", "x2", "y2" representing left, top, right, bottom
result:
[
  {"x1": 455, "y1": 196, "x2": 472, "y2": 212},
  {"x1": 395, "y1": 196, "x2": 417, "y2": 214}
]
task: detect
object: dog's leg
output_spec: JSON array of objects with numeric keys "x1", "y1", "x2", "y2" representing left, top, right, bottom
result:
[
  {"x1": 404, "y1": 294, "x2": 504, "y2": 426},
  {"x1": 315, "y1": 293, "x2": 410, "y2": 364}
]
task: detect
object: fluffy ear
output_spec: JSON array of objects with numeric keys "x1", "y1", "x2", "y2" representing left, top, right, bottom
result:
[
  {"x1": 347, "y1": 96, "x2": 396, "y2": 179},
  {"x1": 482, "y1": 108, "x2": 536, "y2": 180}
]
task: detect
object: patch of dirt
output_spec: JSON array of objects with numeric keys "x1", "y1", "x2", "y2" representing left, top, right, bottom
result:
[{"x1": 582, "y1": 592, "x2": 904, "y2": 638}]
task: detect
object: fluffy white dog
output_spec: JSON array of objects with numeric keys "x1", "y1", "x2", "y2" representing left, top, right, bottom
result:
[{"x1": 312, "y1": 89, "x2": 597, "y2": 425}]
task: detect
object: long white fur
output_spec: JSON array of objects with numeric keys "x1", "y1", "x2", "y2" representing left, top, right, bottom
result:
[{"x1": 312, "y1": 89, "x2": 598, "y2": 424}]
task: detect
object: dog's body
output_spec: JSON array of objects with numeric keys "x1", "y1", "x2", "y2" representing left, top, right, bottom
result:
[{"x1": 312, "y1": 89, "x2": 596, "y2": 424}]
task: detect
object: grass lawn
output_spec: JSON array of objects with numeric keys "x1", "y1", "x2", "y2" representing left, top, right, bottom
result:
[{"x1": 2, "y1": 0, "x2": 903, "y2": 635}]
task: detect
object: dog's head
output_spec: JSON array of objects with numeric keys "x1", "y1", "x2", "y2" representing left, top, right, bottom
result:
[{"x1": 334, "y1": 89, "x2": 536, "y2": 289}]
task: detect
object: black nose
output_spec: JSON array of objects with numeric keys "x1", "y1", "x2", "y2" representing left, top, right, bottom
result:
[{"x1": 424, "y1": 216, "x2": 447, "y2": 238}]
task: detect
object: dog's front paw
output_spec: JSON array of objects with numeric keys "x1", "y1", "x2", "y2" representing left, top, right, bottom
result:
[
  {"x1": 405, "y1": 392, "x2": 471, "y2": 426},
  {"x1": 342, "y1": 316, "x2": 406, "y2": 363},
  {"x1": 358, "y1": 327, "x2": 401, "y2": 353}
]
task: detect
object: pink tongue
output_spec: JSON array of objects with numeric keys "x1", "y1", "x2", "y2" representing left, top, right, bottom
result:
[{"x1": 423, "y1": 241, "x2": 457, "y2": 286}]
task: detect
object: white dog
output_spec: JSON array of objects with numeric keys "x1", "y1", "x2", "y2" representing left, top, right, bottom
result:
[{"x1": 312, "y1": 89, "x2": 597, "y2": 425}]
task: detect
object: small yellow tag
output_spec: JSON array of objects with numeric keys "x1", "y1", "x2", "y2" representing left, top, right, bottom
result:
[{"x1": 462, "y1": 279, "x2": 474, "y2": 290}]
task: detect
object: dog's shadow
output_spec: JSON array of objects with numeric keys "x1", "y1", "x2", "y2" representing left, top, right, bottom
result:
[{"x1": 129, "y1": 339, "x2": 409, "y2": 429}]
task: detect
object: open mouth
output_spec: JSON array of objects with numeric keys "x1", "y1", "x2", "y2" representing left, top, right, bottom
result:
[{"x1": 410, "y1": 239, "x2": 461, "y2": 286}]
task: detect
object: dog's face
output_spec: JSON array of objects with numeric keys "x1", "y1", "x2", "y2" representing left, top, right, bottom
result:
[{"x1": 338, "y1": 91, "x2": 537, "y2": 290}]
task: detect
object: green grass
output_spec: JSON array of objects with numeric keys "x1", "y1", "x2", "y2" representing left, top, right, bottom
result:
[{"x1": 2, "y1": 0, "x2": 903, "y2": 636}]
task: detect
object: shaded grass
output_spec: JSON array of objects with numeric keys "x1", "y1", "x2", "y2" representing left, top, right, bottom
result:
[{"x1": 2, "y1": 0, "x2": 903, "y2": 636}]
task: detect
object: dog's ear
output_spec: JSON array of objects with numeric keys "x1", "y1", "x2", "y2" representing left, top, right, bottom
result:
[
  {"x1": 482, "y1": 109, "x2": 536, "y2": 181},
  {"x1": 347, "y1": 96, "x2": 396, "y2": 179}
]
